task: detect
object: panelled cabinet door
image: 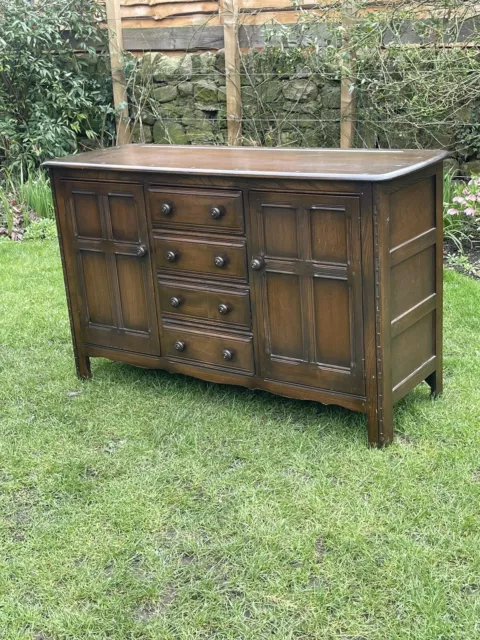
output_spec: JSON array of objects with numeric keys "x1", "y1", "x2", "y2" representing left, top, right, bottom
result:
[
  {"x1": 249, "y1": 191, "x2": 365, "y2": 396},
  {"x1": 62, "y1": 180, "x2": 160, "y2": 356}
]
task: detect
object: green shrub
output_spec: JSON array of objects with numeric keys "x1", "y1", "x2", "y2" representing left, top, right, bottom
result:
[
  {"x1": 443, "y1": 172, "x2": 480, "y2": 250},
  {"x1": 0, "y1": 0, "x2": 116, "y2": 173},
  {"x1": 23, "y1": 218, "x2": 57, "y2": 241},
  {"x1": 288, "y1": 1, "x2": 480, "y2": 157},
  {"x1": 0, "y1": 187, "x2": 15, "y2": 234},
  {"x1": 17, "y1": 170, "x2": 54, "y2": 220}
]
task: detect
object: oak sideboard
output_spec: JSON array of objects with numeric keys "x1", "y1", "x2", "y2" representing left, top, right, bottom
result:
[{"x1": 44, "y1": 145, "x2": 447, "y2": 446}]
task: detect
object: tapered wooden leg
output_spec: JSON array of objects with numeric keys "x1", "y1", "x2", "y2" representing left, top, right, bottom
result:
[
  {"x1": 426, "y1": 369, "x2": 442, "y2": 398},
  {"x1": 75, "y1": 351, "x2": 92, "y2": 380}
]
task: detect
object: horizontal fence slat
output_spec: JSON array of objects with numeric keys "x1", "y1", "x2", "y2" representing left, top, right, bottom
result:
[
  {"x1": 121, "y1": 9, "x2": 480, "y2": 34},
  {"x1": 121, "y1": 1, "x2": 218, "y2": 18},
  {"x1": 121, "y1": 0, "x2": 216, "y2": 4},
  {"x1": 123, "y1": 24, "x2": 225, "y2": 48},
  {"x1": 122, "y1": 14, "x2": 221, "y2": 27},
  {"x1": 122, "y1": 21, "x2": 330, "y2": 49}
]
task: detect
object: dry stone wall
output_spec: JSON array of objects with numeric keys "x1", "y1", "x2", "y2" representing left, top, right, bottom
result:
[{"x1": 128, "y1": 50, "x2": 342, "y2": 148}]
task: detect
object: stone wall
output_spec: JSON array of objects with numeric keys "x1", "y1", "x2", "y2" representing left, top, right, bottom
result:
[
  {"x1": 128, "y1": 50, "x2": 341, "y2": 148},
  {"x1": 239, "y1": 49, "x2": 341, "y2": 148},
  {"x1": 127, "y1": 48, "x2": 480, "y2": 162},
  {"x1": 129, "y1": 51, "x2": 228, "y2": 145}
]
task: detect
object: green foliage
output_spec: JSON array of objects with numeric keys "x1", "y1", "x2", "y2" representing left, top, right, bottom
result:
[
  {"x1": 0, "y1": 187, "x2": 14, "y2": 234},
  {"x1": 443, "y1": 170, "x2": 469, "y2": 251},
  {"x1": 0, "y1": 169, "x2": 55, "y2": 240},
  {"x1": 23, "y1": 218, "x2": 57, "y2": 241},
  {"x1": 267, "y1": 0, "x2": 480, "y2": 157},
  {"x1": 354, "y1": 43, "x2": 480, "y2": 151},
  {"x1": 239, "y1": 44, "x2": 339, "y2": 147},
  {"x1": 456, "y1": 103, "x2": 480, "y2": 162},
  {"x1": 445, "y1": 251, "x2": 475, "y2": 275},
  {"x1": 444, "y1": 172, "x2": 480, "y2": 250},
  {"x1": 0, "y1": 0, "x2": 116, "y2": 173},
  {"x1": 17, "y1": 170, "x2": 54, "y2": 220}
]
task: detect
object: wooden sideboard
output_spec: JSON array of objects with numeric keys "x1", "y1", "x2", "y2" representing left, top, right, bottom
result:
[{"x1": 44, "y1": 145, "x2": 447, "y2": 446}]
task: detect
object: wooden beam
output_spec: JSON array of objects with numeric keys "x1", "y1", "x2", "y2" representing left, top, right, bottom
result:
[
  {"x1": 340, "y1": 0, "x2": 356, "y2": 149},
  {"x1": 121, "y1": 3, "x2": 219, "y2": 20},
  {"x1": 221, "y1": 0, "x2": 242, "y2": 145},
  {"x1": 123, "y1": 24, "x2": 224, "y2": 49},
  {"x1": 106, "y1": 0, "x2": 130, "y2": 145}
]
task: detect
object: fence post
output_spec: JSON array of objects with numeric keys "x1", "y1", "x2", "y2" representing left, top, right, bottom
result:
[
  {"x1": 222, "y1": 0, "x2": 242, "y2": 145},
  {"x1": 340, "y1": 0, "x2": 356, "y2": 149},
  {"x1": 106, "y1": 0, "x2": 130, "y2": 145}
]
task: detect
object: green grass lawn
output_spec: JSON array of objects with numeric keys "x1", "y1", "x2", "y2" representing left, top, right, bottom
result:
[{"x1": 1, "y1": 240, "x2": 480, "y2": 640}]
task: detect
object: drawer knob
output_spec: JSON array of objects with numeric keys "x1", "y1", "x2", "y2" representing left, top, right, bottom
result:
[
  {"x1": 174, "y1": 341, "x2": 185, "y2": 352},
  {"x1": 214, "y1": 255, "x2": 227, "y2": 268},
  {"x1": 222, "y1": 349, "x2": 234, "y2": 361},
  {"x1": 211, "y1": 206, "x2": 224, "y2": 219},
  {"x1": 251, "y1": 257, "x2": 264, "y2": 271},
  {"x1": 170, "y1": 296, "x2": 182, "y2": 308},
  {"x1": 166, "y1": 250, "x2": 179, "y2": 262},
  {"x1": 161, "y1": 203, "x2": 173, "y2": 216},
  {"x1": 136, "y1": 244, "x2": 148, "y2": 257},
  {"x1": 218, "y1": 303, "x2": 230, "y2": 315}
]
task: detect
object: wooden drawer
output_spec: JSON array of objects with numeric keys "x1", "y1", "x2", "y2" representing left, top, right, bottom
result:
[
  {"x1": 158, "y1": 277, "x2": 251, "y2": 328},
  {"x1": 155, "y1": 233, "x2": 247, "y2": 281},
  {"x1": 163, "y1": 323, "x2": 254, "y2": 374},
  {"x1": 148, "y1": 186, "x2": 244, "y2": 233}
]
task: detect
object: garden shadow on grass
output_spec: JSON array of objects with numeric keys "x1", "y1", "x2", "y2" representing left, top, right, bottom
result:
[{"x1": 92, "y1": 359, "x2": 368, "y2": 445}]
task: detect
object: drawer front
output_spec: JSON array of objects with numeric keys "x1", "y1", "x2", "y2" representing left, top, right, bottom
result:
[
  {"x1": 163, "y1": 324, "x2": 254, "y2": 374},
  {"x1": 155, "y1": 234, "x2": 247, "y2": 281},
  {"x1": 158, "y1": 278, "x2": 251, "y2": 328},
  {"x1": 149, "y1": 186, "x2": 244, "y2": 233}
]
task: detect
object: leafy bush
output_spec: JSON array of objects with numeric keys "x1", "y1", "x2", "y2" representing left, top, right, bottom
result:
[
  {"x1": 17, "y1": 170, "x2": 54, "y2": 219},
  {"x1": 291, "y1": 0, "x2": 480, "y2": 157},
  {"x1": 0, "y1": 0, "x2": 116, "y2": 173},
  {"x1": 444, "y1": 172, "x2": 480, "y2": 250},
  {"x1": 23, "y1": 218, "x2": 57, "y2": 241},
  {"x1": 0, "y1": 169, "x2": 55, "y2": 240}
]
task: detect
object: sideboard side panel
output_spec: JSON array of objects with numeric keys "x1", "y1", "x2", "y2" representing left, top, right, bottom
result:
[{"x1": 377, "y1": 163, "x2": 443, "y2": 407}]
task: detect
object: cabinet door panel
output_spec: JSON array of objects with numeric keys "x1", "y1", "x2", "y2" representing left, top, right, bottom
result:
[
  {"x1": 109, "y1": 193, "x2": 141, "y2": 242},
  {"x1": 81, "y1": 251, "x2": 114, "y2": 326},
  {"x1": 263, "y1": 205, "x2": 299, "y2": 259},
  {"x1": 310, "y1": 207, "x2": 348, "y2": 263},
  {"x1": 72, "y1": 192, "x2": 103, "y2": 239},
  {"x1": 116, "y1": 255, "x2": 150, "y2": 332},
  {"x1": 266, "y1": 272, "x2": 303, "y2": 360},
  {"x1": 249, "y1": 191, "x2": 365, "y2": 396},
  {"x1": 63, "y1": 180, "x2": 159, "y2": 356},
  {"x1": 313, "y1": 278, "x2": 351, "y2": 369}
]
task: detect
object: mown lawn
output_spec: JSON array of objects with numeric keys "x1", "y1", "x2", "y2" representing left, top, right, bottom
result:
[{"x1": 1, "y1": 239, "x2": 480, "y2": 640}]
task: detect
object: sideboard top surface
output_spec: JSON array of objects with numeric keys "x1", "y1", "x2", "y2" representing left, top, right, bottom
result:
[{"x1": 44, "y1": 144, "x2": 448, "y2": 182}]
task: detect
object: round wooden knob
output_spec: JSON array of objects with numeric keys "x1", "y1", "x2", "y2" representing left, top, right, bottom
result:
[
  {"x1": 170, "y1": 296, "x2": 182, "y2": 308},
  {"x1": 136, "y1": 244, "x2": 148, "y2": 257},
  {"x1": 166, "y1": 250, "x2": 178, "y2": 262},
  {"x1": 211, "y1": 206, "x2": 223, "y2": 219},
  {"x1": 174, "y1": 341, "x2": 185, "y2": 352},
  {"x1": 251, "y1": 257, "x2": 264, "y2": 270},
  {"x1": 218, "y1": 303, "x2": 230, "y2": 315},
  {"x1": 161, "y1": 203, "x2": 173, "y2": 215},
  {"x1": 222, "y1": 349, "x2": 233, "y2": 361},
  {"x1": 214, "y1": 255, "x2": 227, "y2": 268}
]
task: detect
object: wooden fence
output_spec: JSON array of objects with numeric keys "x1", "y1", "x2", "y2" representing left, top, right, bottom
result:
[{"x1": 105, "y1": 0, "x2": 480, "y2": 146}]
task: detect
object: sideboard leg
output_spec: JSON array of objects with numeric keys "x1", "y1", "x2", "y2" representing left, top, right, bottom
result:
[
  {"x1": 366, "y1": 399, "x2": 394, "y2": 448},
  {"x1": 426, "y1": 369, "x2": 443, "y2": 398},
  {"x1": 75, "y1": 351, "x2": 92, "y2": 380}
]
